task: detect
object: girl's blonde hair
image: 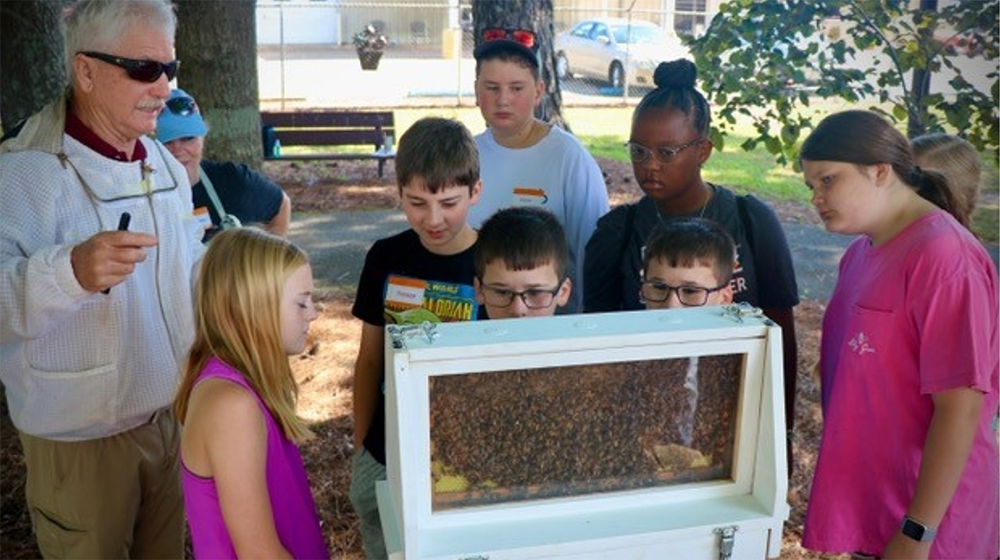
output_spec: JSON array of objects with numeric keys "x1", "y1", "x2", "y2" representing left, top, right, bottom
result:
[
  {"x1": 912, "y1": 133, "x2": 982, "y2": 227},
  {"x1": 174, "y1": 227, "x2": 313, "y2": 443}
]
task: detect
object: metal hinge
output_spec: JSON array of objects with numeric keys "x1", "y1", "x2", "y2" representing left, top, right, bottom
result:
[
  {"x1": 714, "y1": 525, "x2": 738, "y2": 560},
  {"x1": 722, "y1": 302, "x2": 773, "y2": 325},
  {"x1": 386, "y1": 321, "x2": 439, "y2": 349}
]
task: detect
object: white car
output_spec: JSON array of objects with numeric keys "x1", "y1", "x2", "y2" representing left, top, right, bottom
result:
[{"x1": 555, "y1": 18, "x2": 690, "y2": 89}]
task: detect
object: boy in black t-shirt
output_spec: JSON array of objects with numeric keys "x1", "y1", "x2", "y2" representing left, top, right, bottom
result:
[{"x1": 349, "y1": 117, "x2": 482, "y2": 560}]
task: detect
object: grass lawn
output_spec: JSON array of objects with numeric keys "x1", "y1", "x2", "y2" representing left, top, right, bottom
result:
[{"x1": 394, "y1": 107, "x2": 1000, "y2": 242}]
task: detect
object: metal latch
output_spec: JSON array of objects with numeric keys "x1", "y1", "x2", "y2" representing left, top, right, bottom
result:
[
  {"x1": 722, "y1": 302, "x2": 773, "y2": 325},
  {"x1": 387, "y1": 321, "x2": 439, "y2": 349},
  {"x1": 714, "y1": 525, "x2": 738, "y2": 560}
]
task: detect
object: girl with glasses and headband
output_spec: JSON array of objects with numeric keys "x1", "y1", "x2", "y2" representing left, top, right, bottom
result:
[{"x1": 584, "y1": 58, "x2": 800, "y2": 476}]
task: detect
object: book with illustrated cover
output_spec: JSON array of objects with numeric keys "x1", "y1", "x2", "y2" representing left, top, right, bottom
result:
[{"x1": 383, "y1": 274, "x2": 479, "y2": 325}]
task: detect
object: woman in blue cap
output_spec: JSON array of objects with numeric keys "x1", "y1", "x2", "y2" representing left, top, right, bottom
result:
[{"x1": 157, "y1": 88, "x2": 291, "y2": 242}]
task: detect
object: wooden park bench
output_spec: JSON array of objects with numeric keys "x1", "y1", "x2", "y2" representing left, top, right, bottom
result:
[{"x1": 260, "y1": 110, "x2": 395, "y2": 177}]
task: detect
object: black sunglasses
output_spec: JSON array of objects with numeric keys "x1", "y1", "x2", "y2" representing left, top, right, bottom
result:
[
  {"x1": 79, "y1": 51, "x2": 179, "y2": 83},
  {"x1": 165, "y1": 96, "x2": 198, "y2": 116}
]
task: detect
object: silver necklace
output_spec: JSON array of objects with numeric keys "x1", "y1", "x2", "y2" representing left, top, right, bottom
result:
[{"x1": 656, "y1": 185, "x2": 713, "y2": 223}]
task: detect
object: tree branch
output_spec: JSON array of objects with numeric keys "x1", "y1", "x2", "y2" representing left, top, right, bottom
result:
[{"x1": 846, "y1": 0, "x2": 916, "y2": 119}]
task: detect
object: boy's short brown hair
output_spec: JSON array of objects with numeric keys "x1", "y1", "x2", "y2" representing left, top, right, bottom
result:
[
  {"x1": 643, "y1": 217, "x2": 735, "y2": 286},
  {"x1": 395, "y1": 117, "x2": 479, "y2": 194},
  {"x1": 474, "y1": 207, "x2": 569, "y2": 280}
]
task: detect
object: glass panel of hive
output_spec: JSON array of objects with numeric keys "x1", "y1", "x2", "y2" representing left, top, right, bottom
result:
[{"x1": 428, "y1": 353, "x2": 745, "y2": 511}]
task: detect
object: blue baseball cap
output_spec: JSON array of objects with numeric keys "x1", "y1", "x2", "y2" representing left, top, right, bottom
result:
[{"x1": 156, "y1": 88, "x2": 207, "y2": 143}]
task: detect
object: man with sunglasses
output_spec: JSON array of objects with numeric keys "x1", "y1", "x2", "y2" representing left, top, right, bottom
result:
[
  {"x1": 0, "y1": 1, "x2": 202, "y2": 558},
  {"x1": 157, "y1": 88, "x2": 292, "y2": 242},
  {"x1": 469, "y1": 28, "x2": 609, "y2": 315}
]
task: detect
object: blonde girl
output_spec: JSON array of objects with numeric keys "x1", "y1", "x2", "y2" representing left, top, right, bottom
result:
[
  {"x1": 174, "y1": 228, "x2": 327, "y2": 559},
  {"x1": 911, "y1": 132, "x2": 982, "y2": 228}
]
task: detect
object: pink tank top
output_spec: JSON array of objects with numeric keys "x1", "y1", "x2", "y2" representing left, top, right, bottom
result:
[{"x1": 181, "y1": 357, "x2": 328, "y2": 559}]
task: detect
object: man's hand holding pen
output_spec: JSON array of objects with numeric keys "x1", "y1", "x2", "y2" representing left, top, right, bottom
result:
[{"x1": 71, "y1": 213, "x2": 158, "y2": 294}]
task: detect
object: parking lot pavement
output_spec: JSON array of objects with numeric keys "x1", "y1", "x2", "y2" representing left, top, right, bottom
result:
[
  {"x1": 290, "y1": 209, "x2": 999, "y2": 302},
  {"x1": 290, "y1": 209, "x2": 857, "y2": 301}
]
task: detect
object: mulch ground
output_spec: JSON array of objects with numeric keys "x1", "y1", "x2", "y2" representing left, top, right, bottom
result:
[{"x1": 0, "y1": 158, "x2": 837, "y2": 560}]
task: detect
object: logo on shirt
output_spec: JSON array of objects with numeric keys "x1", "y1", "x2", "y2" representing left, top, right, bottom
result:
[
  {"x1": 848, "y1": 331, "x2": 876, "y2": 355},
  {"x1": 384, "y1": 275, "x2": 478, "y2": 324}
]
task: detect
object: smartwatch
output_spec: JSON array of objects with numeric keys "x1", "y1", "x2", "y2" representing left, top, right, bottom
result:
[{"x1": 901, "y1": 516, "x2": 936, "y2": 542}]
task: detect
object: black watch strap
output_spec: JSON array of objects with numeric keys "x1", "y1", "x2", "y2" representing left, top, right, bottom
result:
[{"x1": 901, "y1": 516, "x2": 936, "y2": 542}]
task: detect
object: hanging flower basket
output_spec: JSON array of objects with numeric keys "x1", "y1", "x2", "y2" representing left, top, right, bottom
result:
[
  {"x1": 353, "y1": 24, "x2": 388, "y2": 71},
  {"x1": 357, "y1": 48, "x2": 383, "y2": 71}
]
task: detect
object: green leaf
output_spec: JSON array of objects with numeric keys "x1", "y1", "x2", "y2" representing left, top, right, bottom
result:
[
  {"x1": 781, "y1": 123, "x2": 799, "y2": 145},
  {"x1": 764, "y1": 135, "x2": 782, "y2": 155},
  {"x1": 892, "y1": 104, "x2": 909, "y2": 121}
]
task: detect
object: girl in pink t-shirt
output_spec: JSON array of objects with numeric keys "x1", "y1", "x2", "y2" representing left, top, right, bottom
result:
[
  {"x1": 174, "y1": 228, "x2": 328, "y2": 559},
  {"x1": 799, "y1": 110, "x2": 998, "y2": 560}
]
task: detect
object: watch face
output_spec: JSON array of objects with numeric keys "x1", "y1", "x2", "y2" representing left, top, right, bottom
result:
[{"x1": 901, "y1": 518, "x2": 929, "y2": 541}]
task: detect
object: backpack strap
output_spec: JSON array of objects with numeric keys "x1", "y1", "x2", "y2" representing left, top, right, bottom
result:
[
  {"x1": 619, "y1": 202, "x2": 637, "y2": 258},
  {"x1": 736, "y1": 194, "x2": 754, "y2": 256},
  {"x1": 613, "y1": 202, "x2": 638, "y2": 308}
]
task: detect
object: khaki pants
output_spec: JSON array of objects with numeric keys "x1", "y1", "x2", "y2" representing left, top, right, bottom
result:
[
  {"x1": 349, "y1": 447, "x2": 387, "y2": 560},
  {"x1": 19, "y1": 409, "x2": 184, "y2": 559}
]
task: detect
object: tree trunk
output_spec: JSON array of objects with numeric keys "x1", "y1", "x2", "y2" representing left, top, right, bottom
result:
[
  {"x1": 0, "y1": 0, "x2": 71, "y2": 130},
  {"x1": 174, "y1": 0, "x2": 261, "y2": 165},
  {"x1": 472, "y1": 0, "x2": 568, "y2": 130},
  {"x1": 908, "y1": 0, "x2": 938, "y2": 139}
]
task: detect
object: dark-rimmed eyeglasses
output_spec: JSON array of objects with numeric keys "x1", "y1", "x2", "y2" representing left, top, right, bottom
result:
[
  {"x1": 639, "y1": 280, "x2": 727, "y2": 307},
  {"x1": 481, "y1": 28, "x2": 537, "y2": 49},
  {"x1": 165, "y1": 96, "x2": 197, "y2": 116},
  {"x1": 79, "y1": 51, "x2": 179, "y2": 83},
  {"x1": 626, "y1": 138, "x2": 704, "y2": 164},
  {"x1": 478, "y1": 278, "x2": 565, "y2": 309}
]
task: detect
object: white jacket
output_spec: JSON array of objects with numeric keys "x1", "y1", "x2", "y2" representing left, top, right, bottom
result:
[{"x1": 0, "y1": 94, "x2": 204, "y2": 440}]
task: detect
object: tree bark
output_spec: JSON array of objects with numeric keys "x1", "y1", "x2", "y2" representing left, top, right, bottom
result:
[
  {"x1": 908, "y1": 0, "x2": 938, "y2": 139},
  {"x1": 472, "y1": 0, "x2": 568, "y2": 130},
  {"x1": 174, "y1": 0, "x2": 261, "y2": 164},
  {"x1": 0, "y1": 0, "x2": 71, "y2": 130}
]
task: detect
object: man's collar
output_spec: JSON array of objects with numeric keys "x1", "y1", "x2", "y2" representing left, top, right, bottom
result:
[{"x1": 65, "y1": 111, "x2": 147, "y2": 162}]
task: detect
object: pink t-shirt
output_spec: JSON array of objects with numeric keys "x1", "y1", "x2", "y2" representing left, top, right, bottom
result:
[
  {"x1": 181, "y1": 358, "x2": 329, "y2": 560},
  {"x1": 803, "y1": 211, "x2": 999, "y2": 559}
]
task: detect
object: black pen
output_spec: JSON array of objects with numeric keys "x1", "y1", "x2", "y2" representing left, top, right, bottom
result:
[{"x1": 102, "y1": 212, "x2": 132, "y2": 294}]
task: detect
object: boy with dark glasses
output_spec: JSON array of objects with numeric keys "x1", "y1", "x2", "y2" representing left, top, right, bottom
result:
[
  {"x1": 639, "y1": 217, "x2": 735, "y2": 311},
  {"x1": 640, "y1": 217, "x2": 736, "y2": 454},
  {"x1": 474, "y1": 206, "x2": 573, "y2": 319},
  {"x1": 469, "y1": 26, "x2": 609, "y2": 315}
]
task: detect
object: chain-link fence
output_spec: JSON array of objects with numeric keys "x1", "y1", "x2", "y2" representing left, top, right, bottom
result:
[{"x1": 256, "y1": 0, "x2": 717, "y2": 110}]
